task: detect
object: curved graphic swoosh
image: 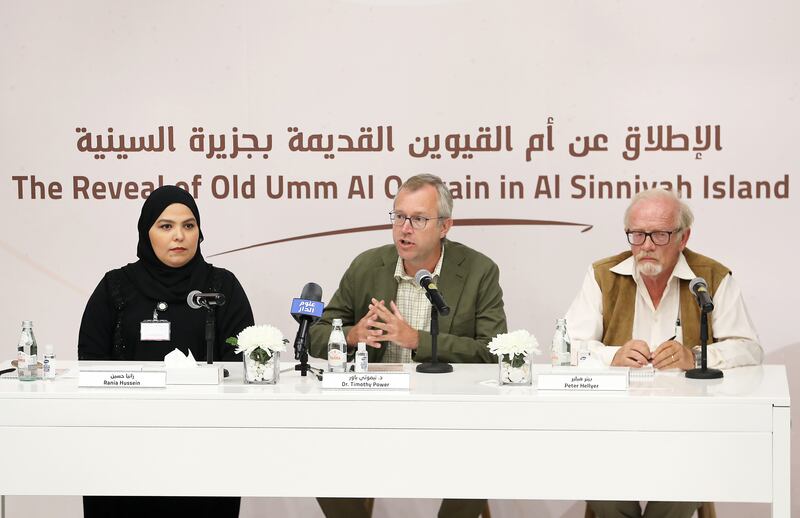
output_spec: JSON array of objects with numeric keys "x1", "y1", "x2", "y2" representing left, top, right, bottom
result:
[{"x1": 208, "y1": 218, "x2": 593, "y2": 258}]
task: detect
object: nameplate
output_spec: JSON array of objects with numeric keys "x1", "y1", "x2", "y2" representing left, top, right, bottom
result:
[
  {"x1": 79, "y1": 370, "x2": 167, "y2": 388},
  {"x1": 322, "y1": 372, "x2": 410, "y2": 390},
  {"x1": 537, "y1": 367, "x2": 629, "y2": 391}
]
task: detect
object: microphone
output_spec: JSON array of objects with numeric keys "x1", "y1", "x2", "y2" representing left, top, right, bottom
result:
[
  {"x1": 689, "y1": 277, "x2": 714, "y2": 312},
  {"x1": 186, "y1": 290, "x2": 228, "y2": 372},
  {"x1": 187, "y1": 290, "x2": 227, "y2": 309},
  {"x1": 414, "y1": 269, "x2": 450, "y2": 316},
  {"x1": 290, "y1": 283, "x2": 325, "y2": 360}
]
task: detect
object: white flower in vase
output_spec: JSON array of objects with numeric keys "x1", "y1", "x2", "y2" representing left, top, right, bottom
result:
[
  {"x1": 488, "y1": 330, "x2": 540, "y2": 384},
  {"x1": 227, "y1": 325, "x2": 287, "y2": 382}
]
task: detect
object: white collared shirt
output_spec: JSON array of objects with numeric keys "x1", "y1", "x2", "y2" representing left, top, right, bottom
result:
[{"x1": 564, "y1": 253, "x2": 763, "y2": 369}]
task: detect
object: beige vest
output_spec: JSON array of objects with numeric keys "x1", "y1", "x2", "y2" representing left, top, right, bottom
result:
[{"x1": 592, "y1": 249, "x2": 730, "y2": 347}]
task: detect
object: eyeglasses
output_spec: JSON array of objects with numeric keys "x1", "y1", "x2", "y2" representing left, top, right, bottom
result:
[
  {"x1": 389, "y1": 211, "x2": 445, "y2": 230},
  {"x1": 626, "y1": 229, "x2": 681, "y2": 246}
]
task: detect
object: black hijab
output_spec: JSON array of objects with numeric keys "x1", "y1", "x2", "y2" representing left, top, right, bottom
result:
[{"x1": 122, "y1": 185, "x2": 212, "y2": 303}]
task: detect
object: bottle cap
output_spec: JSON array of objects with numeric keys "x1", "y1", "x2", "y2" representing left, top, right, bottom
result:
[
  {"x1": 22, "y1": 320, "x2": 33, "y2": 327},
  {"x1": 357, "y1": 342, "x2": 366, "y2": 352},
  {"x1": 45, "y1": 344, "x2": 54, "y2": 354},
  {"x1": 332, "y1": 318, "x2": 343, "y2": 326}
]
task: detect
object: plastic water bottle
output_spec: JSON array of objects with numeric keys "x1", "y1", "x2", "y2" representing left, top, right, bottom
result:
[
  {"x1": 551, "y1": 318, "x2": 572, "y2": 367},
  {"x1": 327, "y1": 318, "x2": 347, "y2": 373},
  {"x1": 17, "y1": 320, "x2": 39, "y2": 381},
  {"x1": 43, "y1": 344, "x2": 56, "y2": 380},
  {"x1": 355, "y1": 342, "x2": 369, "y2": 373}
]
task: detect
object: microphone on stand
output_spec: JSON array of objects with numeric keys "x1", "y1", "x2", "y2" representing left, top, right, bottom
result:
[
  {"x1": 686, "y1": 277, "x2": 723, "y2": 380},
  {"x1": 290, "y1": 283, "x2": 325, "y2": 377},
  {"x1": 186, "y1": 290, "x2": 228, "y2": 375},
  {"x1": 414, "y1": 269, "x2": 453, "y2": 374}
]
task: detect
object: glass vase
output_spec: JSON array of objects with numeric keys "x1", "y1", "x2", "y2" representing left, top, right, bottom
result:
[
  {"x1": 499, "y1": 353, "x2": 532, "y2": 385},
  {"x1": 243, "y1": 347, "x2": 279, "y2": 384}
]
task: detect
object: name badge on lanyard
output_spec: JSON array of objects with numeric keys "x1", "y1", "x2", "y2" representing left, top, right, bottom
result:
[{"x1": 141, "y1": 302, "x2": 171, "y2": 342}]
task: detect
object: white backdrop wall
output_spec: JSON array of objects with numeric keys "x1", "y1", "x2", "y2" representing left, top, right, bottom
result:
[{"x1": 1, "y1": 1, "x2": 797, "y2": 517}]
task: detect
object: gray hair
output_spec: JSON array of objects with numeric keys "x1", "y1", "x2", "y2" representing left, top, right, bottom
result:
[
  {"x1": 399, "y1": 174, "x2": 453, "y2": 220},
  {"x1": 623, "y1": 188, "x2": 694, "y2": 230}
]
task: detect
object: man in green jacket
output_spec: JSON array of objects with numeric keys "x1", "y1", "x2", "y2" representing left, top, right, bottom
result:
[{"x1": 310, "y1": 173, "x2": 507, "y2": 518}]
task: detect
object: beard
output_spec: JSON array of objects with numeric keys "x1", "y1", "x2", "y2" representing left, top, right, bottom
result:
[{"x1": 635, "y1": 252, "x2": 663, "y2": 277}]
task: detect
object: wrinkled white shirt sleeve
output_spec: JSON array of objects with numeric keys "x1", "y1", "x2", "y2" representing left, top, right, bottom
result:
[{"x1": 703, "y1": 274, "x2": 763, "y2": 369}]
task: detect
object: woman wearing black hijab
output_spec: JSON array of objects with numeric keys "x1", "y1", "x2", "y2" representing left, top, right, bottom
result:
[{"x1": 78, "y1": 185, "x2": 253, "y2": 518}]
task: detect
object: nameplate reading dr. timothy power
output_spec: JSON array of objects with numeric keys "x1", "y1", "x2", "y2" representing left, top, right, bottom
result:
[
  {"x1": 79, "y1": 370, "x2": 167, "y2": 388},
  {"x1": 322, "y1": 372, "x2": 410, "y2": 390}
]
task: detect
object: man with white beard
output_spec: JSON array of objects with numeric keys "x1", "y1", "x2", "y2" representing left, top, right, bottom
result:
[{"x1": 564, "y1": 188, "x2": 762, "y2": 517}]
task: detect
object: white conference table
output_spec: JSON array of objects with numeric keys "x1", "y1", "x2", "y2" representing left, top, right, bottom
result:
[{"x1": 0, "y1": 361, "x2": 791, "y2": 517}]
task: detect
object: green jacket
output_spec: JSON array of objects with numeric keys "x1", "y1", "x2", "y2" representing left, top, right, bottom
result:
[{"x1": 309, "y1": 240, "x2": 507, "y2": 364}]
